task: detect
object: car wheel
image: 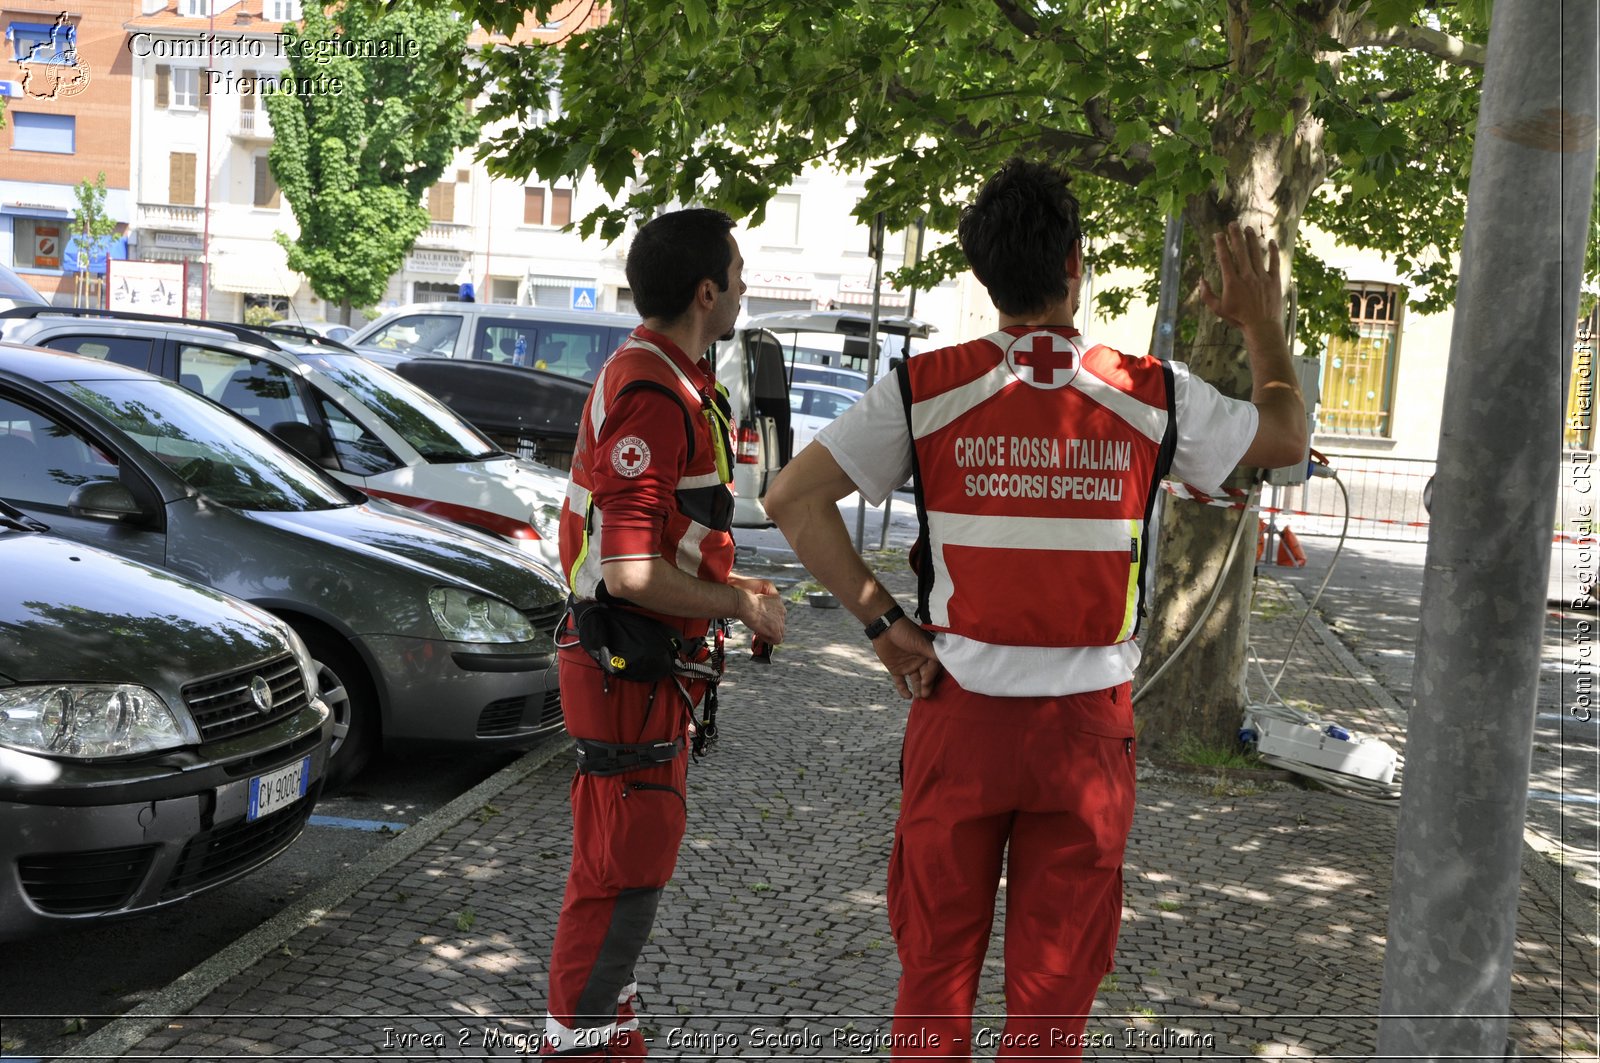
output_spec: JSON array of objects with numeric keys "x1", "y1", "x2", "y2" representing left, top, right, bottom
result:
[{"x1": 298, "y1": 630, "x2": 379, "y2": 789}]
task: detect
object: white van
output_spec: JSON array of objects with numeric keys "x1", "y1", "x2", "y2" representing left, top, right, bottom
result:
[{"x1": 714, "y1": 310, "x2": 935, "y2": 525}]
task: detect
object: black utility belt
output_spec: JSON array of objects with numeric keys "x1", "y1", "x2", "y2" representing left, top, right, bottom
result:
[{"x1": 568, "y1": 598, "x2": 718, "y2": 683}]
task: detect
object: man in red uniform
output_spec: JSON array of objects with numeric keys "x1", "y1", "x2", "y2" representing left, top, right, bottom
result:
[
  {"x1": 545, "y1": 208, "x2": 787, "y2": 1058},
  {"x1": 766, "y1": 160, "x2": 1307, "y2": 1060}
]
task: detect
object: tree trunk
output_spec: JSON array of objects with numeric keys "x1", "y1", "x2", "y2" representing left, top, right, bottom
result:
[
  {"x1": 1135, "y1": 110, "x2": 1324, "y2": 751},
  {"x1": 339, "y1": 300, "x2": 353, "y2": 326}
]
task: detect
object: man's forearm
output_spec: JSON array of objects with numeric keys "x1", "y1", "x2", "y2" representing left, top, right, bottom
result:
[
  {"x1": 602, "y1": 557, "x2": 745, "y2": 621},
  {"x1": 775, "y1": 495, "x2": 899, "y2": 624}
]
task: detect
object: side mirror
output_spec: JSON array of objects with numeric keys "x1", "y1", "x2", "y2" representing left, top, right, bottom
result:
[
  {"x1": 270, "y1": 421, "x2": 332, "y2": 467},
  {"x1": 67, "y1": 479, "x2": 144, "y2": 522}
]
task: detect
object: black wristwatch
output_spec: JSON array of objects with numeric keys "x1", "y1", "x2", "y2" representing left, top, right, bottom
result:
[{"x1": 864, "y1": 604, "x2": 906, "y2": 641}]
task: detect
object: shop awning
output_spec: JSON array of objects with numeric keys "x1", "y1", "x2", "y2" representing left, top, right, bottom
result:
[
  {"x1": 209, "y1": 241, "x2": 302, "y2": 296},
  {"x1": 62, "y1": 234, "x2": 127, "y2": 274}
]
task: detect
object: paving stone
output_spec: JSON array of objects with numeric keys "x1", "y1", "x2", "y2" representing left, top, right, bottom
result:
[{"x1": 96, "y1": 567, "x2": 1598, "y2": 1060}]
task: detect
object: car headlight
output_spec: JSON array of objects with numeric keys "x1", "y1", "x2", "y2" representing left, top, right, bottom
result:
[
  {"x1": 0, "y1": 684, "x2": 185, "y2": 758},
  {"x1": 281, "y1": 627, "x2": 319, "y2": 700},
  {"x1": 531, "y1": 502, "x2": 561, "y2": 544},
  {"x1": 428, "y1": 587, "x2": 536, "y2": 644}
]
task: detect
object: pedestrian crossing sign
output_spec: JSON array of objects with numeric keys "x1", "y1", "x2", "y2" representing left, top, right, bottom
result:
[{"x1": 571, "y1": 286, "x2": 596, "y2": 312}]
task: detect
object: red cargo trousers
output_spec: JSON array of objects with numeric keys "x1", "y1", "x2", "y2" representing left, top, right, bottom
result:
[
  {"x1": 887, "y1": 678, "x2": 1136, "y2": 1062},
  {"x1": 543, "y1": 648, "x2": 699, "y2": 1058}
]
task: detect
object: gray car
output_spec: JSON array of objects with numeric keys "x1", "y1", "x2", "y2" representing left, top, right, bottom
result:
[
  {"x1": 0, "y1": 345, "x2": 568, "y2": 786},
  {"x1": 0, "y1": 499, "x2": 332, "y2": 940}
]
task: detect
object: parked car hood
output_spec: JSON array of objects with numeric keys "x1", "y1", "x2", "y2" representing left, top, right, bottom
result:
[
  {"x1": 0, "y1": 530, "x2": 289, "y2": 687},
  {"x1": 242, "y1": 498, "x2": 566, "y2": 611}
]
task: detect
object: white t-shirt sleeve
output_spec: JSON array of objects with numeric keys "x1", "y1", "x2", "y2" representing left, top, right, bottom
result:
[
  {"x1": 815, "y1": 374, "x2": 913, "y2": 506},
  {"x1": 1167, "y1": 360, "x2": 1258, "y2": 493}
]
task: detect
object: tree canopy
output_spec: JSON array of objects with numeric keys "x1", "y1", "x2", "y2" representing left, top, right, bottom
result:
[
  {"x1": 459, "y1": 1, "x2": 1520, "y2": 348},
  {"x1": 266, "y1": 1, "x2": 478, "y2": 315}
]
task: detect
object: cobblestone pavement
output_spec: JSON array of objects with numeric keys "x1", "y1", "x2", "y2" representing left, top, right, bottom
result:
[{"x1": 59, "y1": 558, "x2": 1600, "y2": 1061}]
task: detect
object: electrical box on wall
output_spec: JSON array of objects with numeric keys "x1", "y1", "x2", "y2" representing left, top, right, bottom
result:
[{"x1": 1266, "y1": 354, "x2": 1322, "y2": 486}]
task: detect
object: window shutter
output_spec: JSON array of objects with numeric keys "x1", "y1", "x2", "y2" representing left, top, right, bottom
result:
[
  {"x1": 198, "y1": 69, "x2": 210, "y2": 111},
  {"x1": 551, "y1": 188, "x2": 572, "y2": 228},
  {"x1": 523, "y1": 187, "x2": 544, "y2": 225},
  {"x1": 240, "y1": 70, "x2": 255, "y2": 111},
  {"x1": 253, "y1": 156, "x2": 280, "y2": 209},
  {"x1": 171, "y1": 152, "x2": 196, "y2": 205},
  {"x1": 155, "y1": 64, "x2": 169, "y2": 108},
  {"x1": 429, "y1": 181, "x2": 455, "y2": 222}
]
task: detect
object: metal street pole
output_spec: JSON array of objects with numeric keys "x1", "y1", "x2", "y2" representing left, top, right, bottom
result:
[
  {"x1": 1376, "y1": 2, "x2": 1598, "y2": 1058},
  {"x1": 1142, "y1": 213, "x2": 1183, "y2": 612},
  {"x1": 880, "y1": 216, "x2": 926, "y2": 549},
  {"x1": 854, "y1": 212, "x2": 886, "y2": 552}
]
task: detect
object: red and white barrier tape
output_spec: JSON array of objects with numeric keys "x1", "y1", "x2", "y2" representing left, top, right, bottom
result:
[{"x1": 1163, "y1": 481, "x2": 1590, "y2": 541}]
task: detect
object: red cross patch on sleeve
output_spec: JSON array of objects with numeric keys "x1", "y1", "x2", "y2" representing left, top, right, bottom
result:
[{"x1": 611, "y1": 435, "x2": 652, "y2": 478}]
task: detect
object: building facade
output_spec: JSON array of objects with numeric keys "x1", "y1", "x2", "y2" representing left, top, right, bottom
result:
[{"x1": 0, "y1": 0, "x2": 136, "y2": 304}]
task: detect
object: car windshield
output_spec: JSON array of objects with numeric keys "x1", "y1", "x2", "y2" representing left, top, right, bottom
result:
[
  {"x1": 304, "y1": 354, "x2": 500, "y2": 462},
  {"x1": 62, "y1": 378, "x2": 353, "y2": 511}
]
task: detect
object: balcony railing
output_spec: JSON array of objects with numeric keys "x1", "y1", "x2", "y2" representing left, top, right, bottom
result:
[
  {"x1": 232, "y1": 108, "x2": 273, "y2": 140},
  {"x1": 137, "y1": 203, "x2": 204, "y2": 230},
  {"x1": 417, "y1": 221, "x2": 471, "y2": 249}
]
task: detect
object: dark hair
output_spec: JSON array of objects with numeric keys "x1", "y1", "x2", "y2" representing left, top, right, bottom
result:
[
  {"x1": 625, "y1": 208, "x2": 736, "y2": 322},
  {"x1": 956, "y1": 159, "x2": 1082, "y2": 318}
]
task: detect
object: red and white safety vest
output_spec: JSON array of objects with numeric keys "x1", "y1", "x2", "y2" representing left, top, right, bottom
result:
[
  {"x1": 901, "y1": 326, "x2": 1176, "y2": 647},
  {"x1": 560, "y1": 331, "x2": 735, "y2": 636}
]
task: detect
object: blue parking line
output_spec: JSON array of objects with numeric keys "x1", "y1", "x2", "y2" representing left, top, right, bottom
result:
[
  {"x1": 308, "y1": 814, "x2": 409, "y2": 832},
  {"x1": 1526, "y1": 789, "x2": 1600, "y2": 807}
]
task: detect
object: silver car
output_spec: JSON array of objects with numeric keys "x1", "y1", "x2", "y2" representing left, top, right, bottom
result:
[
  {"x1": 0, "y1": 345, "x2": 567, "y2": 786},
  {"x1": 0, "y1": 499, "x2": 332, "y2": 940}
]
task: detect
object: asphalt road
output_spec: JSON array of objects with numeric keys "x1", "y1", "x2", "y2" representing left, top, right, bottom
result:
[{"x1": 0, "y1": 741, "x2": 539, "y2": 1062}]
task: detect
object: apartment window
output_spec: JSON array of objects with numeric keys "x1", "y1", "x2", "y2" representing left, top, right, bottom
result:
[
  {"x1": 1321, "y1": 284, "x2": 1403, "y2": 436},
  {"x1": 11, "y1": 112, "x2": 74, "y2": 153},
  {"x1": 253, "y1": 155, "x2": 280, "y2": 208},
  {"x1": 172, "y1": 67, "x2": 199, "y2": 108},
  {"x1": 169, "y1": 152, "x2": 197, "y2": 205},
  {"x1": 13, "y1": 217, "x2": 64, "y2": 269},
  {"x1": 489, "y1": 278, "x2": 518, "y2": 304},
  {"x1": 9, "y1": 20, "x2": 76, "y2": 64},
  {"x1": 156, "y1": 66, "x2": 207, "y2": 110},
  {"x1": 428, "y1": 180, "x2": 455, "y2": 223},
  {"x1": 182, "y1": 0, "x2": 212, "y2": 17},
  {"x1": 265, "y1": 0, "x2": 301, "y2": 20},
  {"x1": 523, "y1": 186, "x2": 572, "y2": 227},
  {"x1": 550, "y1": 188, "x2": 572, "y2": 228},
  {"x1": 755, "y1": 193, "x2": 802, "y2": 248}
]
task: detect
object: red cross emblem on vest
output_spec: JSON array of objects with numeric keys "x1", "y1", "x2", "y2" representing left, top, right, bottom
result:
[{"x1": 1005, "y1": 330, "x2": 1080, "y2": 389}]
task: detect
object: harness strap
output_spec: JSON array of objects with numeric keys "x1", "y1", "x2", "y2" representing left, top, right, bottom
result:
[{"x1": 573, "y1": 737, "x2": 684, "y2": 776}]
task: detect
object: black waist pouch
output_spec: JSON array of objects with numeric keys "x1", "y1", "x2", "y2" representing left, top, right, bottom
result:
[{"x1": 570, "y1": 598, "x2": 685, "y2": 682}]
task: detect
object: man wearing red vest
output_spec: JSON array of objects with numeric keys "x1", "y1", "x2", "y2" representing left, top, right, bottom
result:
[
  {"x1": 544, "y1": 208, "x2": 787, "y2": 1058},
  {"x1": 767, "y1": 160, "x2": 1307, "y2": 1059}
]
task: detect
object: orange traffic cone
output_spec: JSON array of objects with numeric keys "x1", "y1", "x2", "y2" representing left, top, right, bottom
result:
[{"x1": 1275, "y1": 525, "x2": 1307, "y2": 567}]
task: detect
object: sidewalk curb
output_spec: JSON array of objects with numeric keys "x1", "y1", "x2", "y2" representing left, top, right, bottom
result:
[
  {"x1": 1267, "y1": 573, "x2": 1600, "y2": 947},
  {"x1": 55, "y1": 737, "x2": 575, "y2": 1063}
]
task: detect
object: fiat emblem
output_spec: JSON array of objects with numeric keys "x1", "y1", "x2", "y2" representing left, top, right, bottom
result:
[{"x1": 249, "y1": 675, "x2": 274, "y2": 715}]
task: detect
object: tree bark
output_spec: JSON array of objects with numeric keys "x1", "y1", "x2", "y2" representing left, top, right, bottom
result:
[{"x1": 1135, "y1": 99, "x2": 1325, "y2": 750}]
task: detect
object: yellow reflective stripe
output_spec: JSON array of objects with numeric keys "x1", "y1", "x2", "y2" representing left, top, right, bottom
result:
[
  {"x1": 567, "y1": 497, "x2": 593, "y2": 591},
  {"x1": 702, "y1": 406, "x2": 732, "y2": 484},
  {"x1": 1116, "y1": 518, "x2": 1141, "y2": 642}
]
